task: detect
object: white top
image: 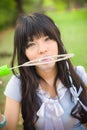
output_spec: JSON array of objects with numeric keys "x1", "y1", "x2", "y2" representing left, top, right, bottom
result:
[{"x1": 4, "y1": 66, "x2": 87, "y2": 130}]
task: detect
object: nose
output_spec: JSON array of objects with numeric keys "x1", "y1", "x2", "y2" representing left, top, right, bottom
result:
[{"x1": 38, "y1": 43, "x2": 48, "y2": 54}]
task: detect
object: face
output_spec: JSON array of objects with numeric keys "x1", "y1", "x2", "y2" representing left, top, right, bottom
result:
[{"x1": 25, "y1": 35, "x2": 58, "y2": 71}]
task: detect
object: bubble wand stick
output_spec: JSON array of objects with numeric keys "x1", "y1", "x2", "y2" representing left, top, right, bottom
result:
[{"x1": 0, "y1": 53, "x2": 74, "y2": 76}]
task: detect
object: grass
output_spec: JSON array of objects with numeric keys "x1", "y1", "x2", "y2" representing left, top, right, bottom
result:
[
  {"x1": 0, "y1": 29, "x2": 14, "y2": 108},
  {"x1": 47, "y1": 8, "x2": 87, "y2": 70},
  {"x1": 0, "y1": 8, "x2": 87, "y2": 129}
]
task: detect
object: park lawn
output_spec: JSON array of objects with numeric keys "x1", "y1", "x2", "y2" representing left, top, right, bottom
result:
[
  {"x1": 47, "y1": 8, "x2": 87, "y2": 71},
  {"x1": 0, "y1": 8, "x2": 87, "y2": 129}
]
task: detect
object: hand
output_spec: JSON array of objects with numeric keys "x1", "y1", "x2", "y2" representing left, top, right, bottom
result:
[
  {"x1": 0, "y1": 113, "x2": 3, "y2": 122},
  {"x1": 0, "y1": 80, "x2": 3, "y2": 122},
  {"x1": 0, "y1": 80, "x2": 2, "y2": 85},
  {"x1": 0, "y1": 80, "x2": 3, "y2": 121}
]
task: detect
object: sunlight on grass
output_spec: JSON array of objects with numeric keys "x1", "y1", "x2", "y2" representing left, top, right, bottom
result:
[
  {"x1": 47, "y1": 8, "x2": 87, "y2": 70},
  {"x1": 0, "y1": 8, "x2": 87, "y2": 129}
]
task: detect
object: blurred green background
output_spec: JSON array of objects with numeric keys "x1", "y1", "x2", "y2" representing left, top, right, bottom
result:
[{"x1": 0, "y1": 0, "x2": 87, "y2": 129}]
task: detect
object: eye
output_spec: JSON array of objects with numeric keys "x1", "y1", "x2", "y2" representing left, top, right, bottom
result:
[
  {"x1": 44, "y1": 36, "x2": 50, "y2": 41},
  {"x1": 26, "y1": 42, "x2": 36, "y2": 48}
]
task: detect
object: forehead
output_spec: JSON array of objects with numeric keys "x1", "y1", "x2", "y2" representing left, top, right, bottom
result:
[
  {"x1": 25, "y1": 17, "x2": 55, "y2": 42},
  {"x1": 27, "y1": 33, "x2": 47, "y2": 41}
]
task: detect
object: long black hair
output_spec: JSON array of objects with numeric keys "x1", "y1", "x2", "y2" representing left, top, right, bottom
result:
[{"x1": 11, "y1": 12, "x2": 87, "y2": 130}]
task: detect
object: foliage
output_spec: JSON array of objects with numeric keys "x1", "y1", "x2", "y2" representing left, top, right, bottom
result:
[
  {"x1": 23, "y1": 0, "x2": 41, "y2": 13},
  {"x1": 53, "y1": 1, "x2": 68, "y2": 11},
  {"x1": 47, "y1": 9, "x2": 87, "y2": 70},
  {"x1": 54, "y1": 0, "x2": 87, "y2": 10},
  {"x1": 0, "y1": 0, "x2": 17, "y2": 30},
  {"x1": 0, "y1": 0, "x2": 87, "y2": 30},
  {"x1": 0, "y1": 8, "x2": 87, "y2": 129}
]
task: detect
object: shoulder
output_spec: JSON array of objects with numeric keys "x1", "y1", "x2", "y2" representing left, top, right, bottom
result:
[
  {"x1": 75, "y1": 65, "x2": 87, "y2": 76},
  {"x1": 75, "y1": 65, "x2": 87, "y2": 85},
  {"x1": 7, "y1": 75, "x2": 21, "y2": 85},
  {"x1": 4, "y1": 75, "x2": 22, "y2": 102},
  {"x1": 5, "y1": 75, "x2": 21, "y2": 89},
  {"x1": 75, "y1": 65, "x2": 86, "y2": 73}
]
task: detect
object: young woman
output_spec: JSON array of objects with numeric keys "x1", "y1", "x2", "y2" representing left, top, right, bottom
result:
[{"x1": 2, "y1": 12, "x2": 87, "y2": 130}]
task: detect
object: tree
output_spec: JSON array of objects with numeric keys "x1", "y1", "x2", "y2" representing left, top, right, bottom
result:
[
  {"x1": 0, "y1": 0, "x2": 16, "y2": 30},
  {"x1": 15, "y1": 0, "x2": 24, "y2": 15}
]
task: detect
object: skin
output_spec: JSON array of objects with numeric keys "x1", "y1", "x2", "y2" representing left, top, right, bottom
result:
[
  {"x1": 0, "y1": 80, "x2": 2, "y2": 85},
  {"x1": 0, "y1": 113, "x2": 3, "y2": 122},
  {"x1": 25, "y1": 35, "x2": 59, "y2": 98},
  {"x1": 1, "y1": 35, "x2": 59, "y2": 130},
  {"x1": 4, "y1": 97, "x2": 20, "y2": 130},
  {"x1": 25, "y1": 35, "x2": 58, "y2": 72}
]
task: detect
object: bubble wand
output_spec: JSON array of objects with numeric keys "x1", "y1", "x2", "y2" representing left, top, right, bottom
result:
[{"x1": 0, "y1": 53, "x2": 74, "y2": 76}]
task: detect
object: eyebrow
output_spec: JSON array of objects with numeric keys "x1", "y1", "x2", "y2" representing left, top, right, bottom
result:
[
  {"x1": 28, "y1": 41, "x2": 35, "y2": 45},
  {"x1": 27, "y1": 35, "x2": 49, "y2": 45}
]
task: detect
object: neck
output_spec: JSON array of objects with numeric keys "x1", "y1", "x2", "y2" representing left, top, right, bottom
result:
[{"x1": 36, "y1": 66, "x2": 57, "y2": 86}]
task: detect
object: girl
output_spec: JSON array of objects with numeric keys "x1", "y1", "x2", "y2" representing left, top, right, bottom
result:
[{"x1": 3, "y1": 12, "x2": 87, "y2": 130}]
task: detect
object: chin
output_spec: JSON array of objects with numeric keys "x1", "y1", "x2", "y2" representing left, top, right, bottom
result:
[{"x1": 36, "y1": 63, "x2": 56, "y2": 72}]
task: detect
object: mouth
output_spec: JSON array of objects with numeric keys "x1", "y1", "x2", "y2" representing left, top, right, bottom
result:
[
  {"x1": 38, "y1": 56, "x2": 54, "y2": 64},
  {"x1": 22, "y1": 53, "x2": 74, "y2": 67}
]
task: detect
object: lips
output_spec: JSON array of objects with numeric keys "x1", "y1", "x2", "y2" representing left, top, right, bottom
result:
[{"x1": 39, "y1": 56, "x2": 54, "y2": 63}]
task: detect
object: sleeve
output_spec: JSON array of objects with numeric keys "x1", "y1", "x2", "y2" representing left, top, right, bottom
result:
[
  {"x1": 4, "y1": 75, "x2": 22, "y2": 102},
  {"x1": 75, "y1": 66, "x2": 87, "y2": 85}
]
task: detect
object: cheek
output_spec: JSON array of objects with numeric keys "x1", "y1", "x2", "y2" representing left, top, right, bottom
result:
[
  {"x1": 25, "y1": 49, "x2": 37, "y2": 60},
  {"x1": 55, "y1": 42, "x2": 58, "y2": 54},
  {"x1": 55, "y1": 44, "x2": 58, "y2": 53},
  {"x1": 51, "y1": 42, "x2": 58, "y2": 54}
]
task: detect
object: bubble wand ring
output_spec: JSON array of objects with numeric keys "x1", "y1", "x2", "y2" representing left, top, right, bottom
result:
[
  {"x1": 0, "y1": 53, "x2": 74, "y2": 76},
  {"x1": 20, "y1": 53, "x2": 74, "y2": 66}
]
